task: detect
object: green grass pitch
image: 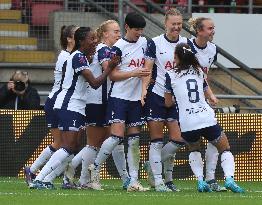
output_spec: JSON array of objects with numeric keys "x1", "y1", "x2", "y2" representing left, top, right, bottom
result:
[{"x1": 0, "y1": 178, "x2": 261, "y2": 205}]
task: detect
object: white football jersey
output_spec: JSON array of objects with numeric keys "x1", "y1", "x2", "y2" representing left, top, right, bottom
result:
[
  {"x1": 85, "y1": 43, "x2": 111, "y2": 104},
  {"x1": 165, "y1": 67, "x2": 217, "y2": 132},
  {"x1": 188, "y1": 38, "x2": 217, "y2": 75},
  {"x1": 145, "y1": 34, "x2": 188, "y2": 97},
  {"x1": 48, "y1": 50, "x2": 70, "y2": 99},
  {"x1": 54, "y1": 50, "x2": 91, "y2": 115},
  {"x1": 109, "y1": 37, "x2": 147, "y2": 101}
]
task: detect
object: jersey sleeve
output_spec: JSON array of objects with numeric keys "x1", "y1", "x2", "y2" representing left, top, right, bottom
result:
[
  {"x1": 165, "y1": 72, "x2": 173, "y2": 94},
  {"x1": 145, "y1": 39, "x2": 156, "y2": 60},
  {"x1": 97, "y1": 46, "x2": 111, "y2": 64},
  {"x1": 110, "y1": 46, "x2": 122, "y2": 65},
  {"x1": 72, "y1": 53, "x2": 90, "y2": 74}
]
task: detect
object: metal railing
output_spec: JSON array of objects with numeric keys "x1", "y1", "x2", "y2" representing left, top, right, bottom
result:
[{"x1": 145, "y1": 0, "x2": 262, "y2": 80}]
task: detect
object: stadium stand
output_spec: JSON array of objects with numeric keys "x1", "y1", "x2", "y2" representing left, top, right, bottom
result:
[{"x1": 0, "y1": 0, "x2": 55, "y2": 63}]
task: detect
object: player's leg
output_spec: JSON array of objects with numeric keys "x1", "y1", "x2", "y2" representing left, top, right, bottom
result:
[
  {"x1": 30, "y1": 110, "x2": 84, "y2": 189},
  {"x1": 164, "y1": 120, "x2": 184, "y2": 191},
  {"x1": 25, "y1": 98, "x2": 61, "y2": 185},
  {"x1": 205, "y1": 125, "x2": 244, "y2": 193},
  {"x1": 143, "y1": 92, "x2": 170, "y2": 192},
  {"x1": 182, "y1": 129, "x2": 211, "y2": 193},
  {"x1": 88, "y1": 97, "x2": 126, "y2": 190},
  {"x1": 205, "y1": 142, "x2": 226, "y2": 192},
  {"x1": 125, "y1": 100, "x2": 149, "y2": 192},
  {"x1": 59, "y1": 130, "x2": 83, "y2": 188},
  {"x1": 79, "y1": 126, "x2": 106, "y2": 189}
]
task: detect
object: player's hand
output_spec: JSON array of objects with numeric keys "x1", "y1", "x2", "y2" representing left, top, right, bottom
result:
[
  {"x1": 132, "y1": 68, "x2": 151, "y2": 78},
  {"x1": 7, "y1": 81, "x2": 15, "y2": 91},
  {"x1": 208, "y1": 94, "x2": 218, "y2": 106},
  {"x1": 108, "y1": 55, "x2": 120, "y2": 70}
]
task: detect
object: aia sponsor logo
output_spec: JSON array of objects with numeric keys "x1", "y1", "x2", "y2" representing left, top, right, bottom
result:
[
  {"x1": 128, "y1": 58, "x2": 145, "y2": 68},
  {"x1": 164, "y1": 61, "x2": 176, "y2": 70}
]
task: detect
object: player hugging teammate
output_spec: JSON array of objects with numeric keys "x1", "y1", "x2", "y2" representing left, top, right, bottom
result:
[{"x1": 24, "y1": 9, "x2": 244, "y2": 193}]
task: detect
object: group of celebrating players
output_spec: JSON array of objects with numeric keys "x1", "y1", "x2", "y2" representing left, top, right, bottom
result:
[{"x1": 24, "y1": 8, "x2": 244, "y2": 193}]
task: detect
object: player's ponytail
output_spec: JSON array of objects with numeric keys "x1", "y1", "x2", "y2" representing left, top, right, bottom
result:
[
  {"x1": 73, "y1": 27, "x2": 92, "y2": 52},
  {"x1": 96, "y1": 20, "x2": 118, "y2": 43},
  {"x1": 174, "y1": 43, "x2": 201, "y2": 74},
  {"x1": 188, "y1": 17, "x2": 210, "y2": 34},
  {"x1": 60, "y1": 25, "x2": 78, "y2": 50}
]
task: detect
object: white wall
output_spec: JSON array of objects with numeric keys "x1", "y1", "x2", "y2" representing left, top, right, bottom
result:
[{"x1": 192, "y1": 13, "x2": 262, "y2": 69}]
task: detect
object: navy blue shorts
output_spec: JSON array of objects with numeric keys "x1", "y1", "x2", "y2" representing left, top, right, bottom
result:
[
  {"x1": 55, "y1": 109, "x2": 85, "y2": 131},
  {"x1": 144, "y1": 91, "x2": 178, "y2": 122},
  {"x1": 44, "y1": 97, "x2": 58, "y2": 128},
  {"x1": 106, "y1": 97, "x2": 145, "y2": 127},
  {"x1": 181, "y1": 124, "x2": 223, "y2": 144},
  {"x1": 85, "y1": 104, "x2": 108, "y2": 127}
]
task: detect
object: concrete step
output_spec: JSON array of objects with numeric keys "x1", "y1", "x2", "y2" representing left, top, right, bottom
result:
[
  {"x1": 0, "y1": 50, "x2": 55, "y2": 63},
  {"x1": 209, "y1": 69, "x2": 262, "y2": 109},
  {"x1": 0, "y1": 23, "x2": 29, "y2": 37},
  {"x1": 0, "y1": 36, "x2": 37, "y2": 50},
  {"x1": 0, "y1": 10, "x2": 21, "y2": 21},
  {"x1": 0, "y1": 0, "x2": 11, "y2": 10}
]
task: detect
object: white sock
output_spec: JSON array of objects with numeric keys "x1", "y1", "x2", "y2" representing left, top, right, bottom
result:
[
  {"x1": 30, "y1": 145, "x2": 55, "y2": 174},
  {"x1": 63, "y1": 147, "x2": 85, "y2": 183},
  {"x1": 161, "y1": 141, "x2": 181, "y2": 183},
  {"x1": 72, "y1": 148, "x2": 85, "y2": 169},
  {"x1": 112, "y1": 143, "x2": 129, "y2": 182},
  {"x1": 94, "y1": 135, "x2": 121, "y2": 171},
  {"x1": 79, "y1": 145, "x2": 98, "y2": 185},
  {"x1": 127, "y1": 135, "x2": 140, "y2": 183},
  {"x1": 205, "y1": 143, "x2": 219, "y2": 181},
  {"x1": 35, "y1": 148, "x2": 71, "y2": 181},
  {"x1": 43, "y1": 154, "x2": 74, "y2": 183},
  {"x1": 189, "y1": 151, "x2": 204, "y2": 181},
  {"x1": 221, "y1": 151, "x2": 235, "y2": 178},
  {"x1": 149, "y1": 140, "x2": 163, "y2": 186},
  {"x1": 163, "y1": 154, "x2": 175, "y2": 183}
]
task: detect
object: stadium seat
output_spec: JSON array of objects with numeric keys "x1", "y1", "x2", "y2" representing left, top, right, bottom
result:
[{"x1": 31, "y1": 2, "x2": 63, "y2": 26}]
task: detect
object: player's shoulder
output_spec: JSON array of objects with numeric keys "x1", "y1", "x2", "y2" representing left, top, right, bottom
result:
[
  {"x1": 113, "y1": 38, "x2": 127, "y2": 49},
  {"x1": 179, "y1": 35, "x2": 188, "y2": 43},
  {"x1": 96, "y1": 43, "x2": 111, "y2": 54},
  {"x1": 57, "y1": 50, "x2": 70, "y2": 61},
  {"x1": 207, "y1": 41, "x2": 217, "y2": 51},
  {"x1": 71, "y1": 50, "x2": 88, "y2": 65}
]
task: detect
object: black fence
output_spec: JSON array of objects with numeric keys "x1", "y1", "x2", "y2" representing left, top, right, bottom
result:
[{"x1": 0, "y1": 110, "x2": 261, "y2": 181}]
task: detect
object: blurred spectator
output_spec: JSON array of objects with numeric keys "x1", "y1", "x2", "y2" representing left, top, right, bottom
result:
[{"x1": 0, "y1": 70, "x2": 40, "y2": 110}]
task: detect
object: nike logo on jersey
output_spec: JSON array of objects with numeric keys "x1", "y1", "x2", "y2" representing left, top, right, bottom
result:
[
  {"x1": 160, "y1": 52, "x2": 167, "y2": 54},
  {"x1": 123, "y1": 52, "x2": 130, "y2": 57}
]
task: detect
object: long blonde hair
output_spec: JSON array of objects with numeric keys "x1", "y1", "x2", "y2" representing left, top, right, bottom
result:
[{"x1": 96, "y1": 20, "x2": 118, "y2": 43}]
